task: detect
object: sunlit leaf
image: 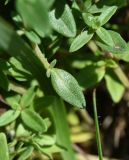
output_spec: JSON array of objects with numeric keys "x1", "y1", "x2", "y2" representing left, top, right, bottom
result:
[
  {"x1": 50, "y1": 68, "x2": 86, "y2": 108},
  {"x1": 70, "y1": 31, "x2": 93, "y2": 52},
  {"x1": 20, "y1": 86, "x2": 36, "y2": 108},
  {"x1": 21, "y1": 109, "x2": 47, "y2": 132},
  {"x1": 0, "y1": 110, "x2": 20, "y2": 127},
  {"x1": 49, "y1": 3, "x2": 76, "y2": 37}
]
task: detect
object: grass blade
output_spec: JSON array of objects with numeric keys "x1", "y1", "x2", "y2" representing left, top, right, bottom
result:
[{"x1": 93, "y1": 89, "x2": 103, "y2": 160}]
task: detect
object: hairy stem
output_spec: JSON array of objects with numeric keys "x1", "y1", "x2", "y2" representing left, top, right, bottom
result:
[{"x1": 33, "y1": 44, "x2": 50, "y2": 70}]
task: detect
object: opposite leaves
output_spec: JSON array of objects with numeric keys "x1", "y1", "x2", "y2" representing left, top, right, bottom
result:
[{"x1": 50, "y1": 68, "x2": 86, "y2": 108}]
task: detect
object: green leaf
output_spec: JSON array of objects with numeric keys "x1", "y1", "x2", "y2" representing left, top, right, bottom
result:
[
  {"x1": 34, "y1": 143, "x2": 62, "y2": 159},
  {"x1": 88, "y1": 4, "x2": 110, "y2": 13},
  {"x1": 49, "y1": 98, "x2": 76, "y2": 160},
  {"x1": 33, "y1": 135, "x2": 56, "y2": 146},
  {"x1": 98, "y1": 6, "x2": 117, "y2": 26},
  {"x1": 49, "y1": 4, "x2": 76, "y2": 37},
  {"x1": 88, "y1": 0, "x2": 126, "y2": 13},
  {"x1": 70, "y1": 30, "x2": 93, "y2": 52},
  {"x1": 105, "y1": 59, "x2": 118, "y2": 68},
  {"x1": 18, "y1": 146, "x2": 33, "y2": 160},
  {"x1": 0, "y1": 133, "x2": 9, "y2": 160},
  {"x1": 77, "y1": 64, "x2": 105, "y2": 89},
  {"x1": 114, "y1": 53, "x2": 129, "y2": 62},
  {"x1": 21, "y1": 109, "x2": 47, "y2": 132},
  {"x1": 0, "y1": 18, "x2": 50, "y2": 92},
  {"x1": 0, "y1": 110, "x2": 20, "y2": 127},
  {"x1": 20, "y1": 86, "x2": 36, "y2": 108},
  {"x1": 6, "y1": 94, "x2": 21, "y2": 110},
  {"x1": 97, "y1": 30, "x2": 128, "y2": 54},
  {"x1": 82, "y1": 13, "x2": 100, "y2": 29},
  {"x1": 25, "y1": 31, "x2": 41, "y2": 44},
  {"x1": 45, "y1": 0, "x2": 55, "y2": 9},
  {"x1": 9, "y1": 57, "x2": 32, "y2": 81},
  {"x1": 84, "y1": 0, "x2": 92, "y2": 10},
  {"x1": 50, "y1": 68, "x2": 86, "y2": 108},
  {"x1": 96, "y1": 27, "x2": 114, "y2": 46},
  {"x1": 16, "y1": 124, "x2": 31, "y2": 138},
  {"x1": 105, "y1": 69, "x2": 125, "y2": 103},
  {"x1": 16, "y1": 0, "x2": 51, "y2": 37},
  {"x1": 0, "y1": 70, "x2": 9, "y2": 90}
]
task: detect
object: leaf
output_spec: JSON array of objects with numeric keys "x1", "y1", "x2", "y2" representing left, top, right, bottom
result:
[
  {"x1": 0, "y1": 133, "x2": 9, "y2": 160},
  {"x1": 33, "y1": 135, "x2": 56, "y2": 146},
  {"x1": 0, "y1": 70, "x2": 9, "y2": 90},
  {"x1": 50, "y1": 68, "x2": 86, "y2": 108},
  {"x1": 45, "y1": 0, "x2": 55, "y2": 9},
  {"x1": 18, "y1": 146, "x2": 33, "y2": 160},
  {"x1": 49, "y1": 98, "x2": 76, "y2": 160},
  {"x1": 16, "y1": 124, "x2": 31, "y2": 138},
  {"x1": 20, "y1": 86, "x2": 36, "y2": 108},
  {"x1": 77, "y1": 64, "x2": 105, "y2": 89},
  {"x1": 105, "y1": 59, "x2": 118, "y2": 68},
  {"x1": 6, "y1": 94, "x2": 20, "y2": 110},
  {"x1": 0, "y1": 18, "x2": 50, "y2": 92},
  {"x1": 98, "y1": 6, "x2": 117, "y2": 26},
  {"x1": 96, "y1": 27, "x2": 114, "y2": 46},
  {"x1": 9, "y1": 68, "x2": 29, "y2": 81},
  {"x1": 49, "y1": 4, "x2": 76, "y2": 37},
  {"x1": 82, "y1": 13, "x2": 100, "y2": 29},
  {"x1": 69, "y1": 30, "x2": 93, "y2": 52},
  {"x1": 9, "y1": 57, "x2": 32, "y2": 81},
  {"x1": 0, "y1": 110, "x2": 20, "y2": 127},
  {"x1": 21, "y1": 109, "x2": 47, "y2": 132},
  {"x1": 9, "y1": 57, "x2": 31, "y2": 79},
  {"x1": 84, "y1": 0, "x2": 92, "y2": 10},
  {"x1": 105, "y1": 69, "x2": 125, "y2": 103},
  {"x1": 25, "y1": 31, "x2": 41, "y2": 44},
  {"x1": 115, "y1": 53, "x2": 129, "y2": 62},
  {"x1": 16, "y1": 0, "x2": 51, "y2": 37},
  {"x1": 34, "y1": 143, "x2": 63, "y2": 159},
  {"x1": 88, "y1": 0, "x2": 126, "y2": 13},
  {"x1": 97, "y1": 30, "x2": 128, "y2": 54}
]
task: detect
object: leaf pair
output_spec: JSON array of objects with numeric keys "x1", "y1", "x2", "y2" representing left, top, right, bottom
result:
[
  {"x1": 96, "y1": 28, "x2": 128, "y2": 54},
  {"x1": 69, "y1": 5, "x2": 117, "y2": 53}
]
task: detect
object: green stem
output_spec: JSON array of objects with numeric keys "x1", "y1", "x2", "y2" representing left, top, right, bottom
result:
[
  {"x1": 93, "y1": 89, "x2": 103, "y2": 160},
  {"x1": 33, "y1": 44, "x2": 50, "y2": 70}
]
